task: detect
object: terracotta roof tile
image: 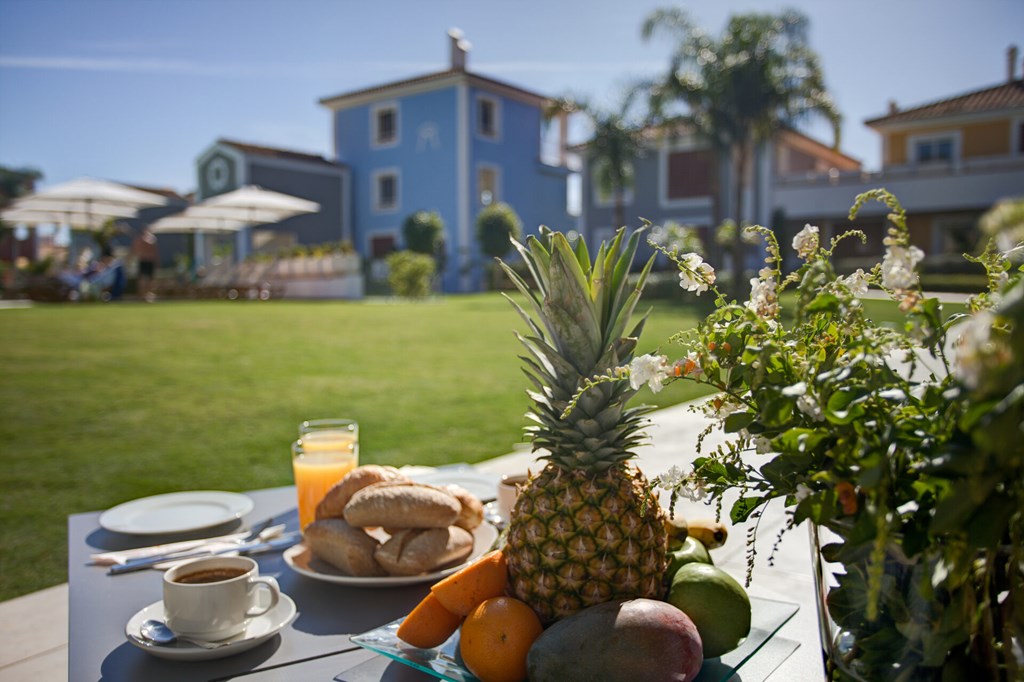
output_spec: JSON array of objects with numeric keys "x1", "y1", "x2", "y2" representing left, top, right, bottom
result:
[{"x1": 866, "y1": 80, "x2": 1024, "y2": 126}]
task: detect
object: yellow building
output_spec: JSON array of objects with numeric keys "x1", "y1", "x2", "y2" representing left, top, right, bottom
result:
[{"x1": 774, "y1": 48, "x2": 1024, "y2": 275}]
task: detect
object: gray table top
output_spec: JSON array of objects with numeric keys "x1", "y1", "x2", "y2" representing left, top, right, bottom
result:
[
  {"x1": 67, "y1": 486, "x2": 432, "y2": 682},
  {"x1": 69, "y1": 472, "x2": 824, "y2": 681}
]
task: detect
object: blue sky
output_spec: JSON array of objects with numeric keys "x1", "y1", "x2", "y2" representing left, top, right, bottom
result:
[{"x1": 1, "y1": 0, "x2": 1022, "y2": 194}]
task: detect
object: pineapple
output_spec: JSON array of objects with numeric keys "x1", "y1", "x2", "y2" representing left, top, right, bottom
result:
[{"x1": 497, "y1": 227, "x2": 667, "y2": 624}]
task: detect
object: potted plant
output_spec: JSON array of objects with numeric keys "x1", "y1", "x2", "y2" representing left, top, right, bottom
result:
[{"x1": 580, "y1": 190, "x2": 1022, "y2": 680}]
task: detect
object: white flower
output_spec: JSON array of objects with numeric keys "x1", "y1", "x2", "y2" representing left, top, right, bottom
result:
[
  {"x1": 627, "y1": 354, "x2": 670, "y2": 393},
  {"x1": 797, "y1": 393, "x2": 825, "y2": 421},
  {"x1": 676, "y1": 351, "x2": 703, "y2": 379},
  {"x1": 881, "y1": 244, "x2": 925, "y2": 291},
  {"x1": 656, "y1": 465, "x2": 686, "y2": 490},
  {"x1": 795, "y1": 483, "x2": 813, "y2": 502},
  {"x1": 655, "y1": 465, "x2": 707, "y2": 501},
  {"x1": 954, "y1": 311, "x2": 1011, "y2": 389},
  {"x1": 782, "y1": 381, "x2": 808, "y2": 397},
  {"x1": 678, "y1": 475, "x2": 707, "y2": 502},
  {"x1": 752, "y1": 435, "x2": 772, "y2": 454},
  {"x1": 793, "y1": 224, "x2": 819, "y2": 260},
  {"x1": 678, "y1": 253, "x2": 715, "y2": 295},
  {"x1": 746, "y1": 274, "x2": 779, "y2": 319},
  {"x1": 838, "y1": 268, "x2": 870, "y2": 297},
  {"x1": 701, "y1": 395, "x2": 743, "y2": 420}
]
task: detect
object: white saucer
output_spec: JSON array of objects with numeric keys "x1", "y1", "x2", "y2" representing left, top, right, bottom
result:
[
  {"x1": 100, "y1": 491, "x2": 254, "y2": 535},
  {"x1": 125, "y1": 594, "x2": 296, "y2": 661}
]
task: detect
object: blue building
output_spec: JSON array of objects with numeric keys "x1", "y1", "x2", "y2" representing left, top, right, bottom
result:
[{"x1": 319, "y1": 30, "x2": 572, "y2": 293}]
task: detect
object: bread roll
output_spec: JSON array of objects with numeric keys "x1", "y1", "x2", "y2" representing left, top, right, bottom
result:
[
  {"x1": 375, "y1": 526, "x2": 474, "y2": 576},
  {"x1": 444, "y1": 484, "x2": 484, "y2": 531},
  {"x1": 344, "y1": 482, "x2": 461, "y2": 529},
  {"x1": 304, "y1": 518, "x2": 386, "y2": 577},
  {"x1": 316, "y1": 465, "x2": 409, "y2": 520}
]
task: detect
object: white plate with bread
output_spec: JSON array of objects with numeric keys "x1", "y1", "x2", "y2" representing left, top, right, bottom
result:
[
  {"x1": 284, "y1": 521, "x2": 498, "y2": 587},
  {"x1": 284, "y1": 464, "x2": 500, "y2": 587}
]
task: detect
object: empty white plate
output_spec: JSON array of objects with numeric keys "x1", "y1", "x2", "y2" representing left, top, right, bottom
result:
[{"x1": 99, "y1": 491, "x2": 254, "y2": 535}]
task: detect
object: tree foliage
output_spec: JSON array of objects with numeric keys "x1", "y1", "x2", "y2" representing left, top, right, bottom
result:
[
  {"x1": 550, "y1": 92, "x2": 646, "y2": 231},
  {"x1": 476, "y1": 201, "x2": 522, "y2": 260},
  {"x1": 402, "y1": 210, "x2": 445, "y2": 256},
  {"x1": 642, "y1": 7, "x2": 840, "y2": 297}
]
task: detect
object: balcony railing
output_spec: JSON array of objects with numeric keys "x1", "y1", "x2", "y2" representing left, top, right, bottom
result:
[{"x1": 775, "y1": 154, "x2": 1024, "y2": 187}]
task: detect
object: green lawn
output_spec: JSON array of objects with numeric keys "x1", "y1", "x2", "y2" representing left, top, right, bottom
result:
[{"x1": 0, "y1": 295, "x2": 710, "y2": 600}]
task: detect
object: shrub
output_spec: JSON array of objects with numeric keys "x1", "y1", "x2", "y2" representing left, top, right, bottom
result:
[
  {"x1": 476, "y1": 202, "x2": 522, "y2": 260},
  {"x1": 387, "y1": 250, "x2": 435, "y2": 298},
  {"x1": 403, "y1": 211, "x2": 445, "y2": 256}
]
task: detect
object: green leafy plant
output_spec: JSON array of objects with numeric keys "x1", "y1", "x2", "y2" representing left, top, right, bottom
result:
[
  {"x1": 386, "y1": 250, "x2": 435, "y2": 299},
  {"x1": 476, "y1": 201, "x2": 522, "y2": 261},
  {"x1": 403, "y1": 210, "x2": 445, "y2": 256},
  {"x1": 576, "y1": 189, "x2": 1023, "y2": 680}
]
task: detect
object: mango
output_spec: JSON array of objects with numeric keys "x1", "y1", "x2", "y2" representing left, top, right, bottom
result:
[
  {"x1": 527, "y1": 598, "x2": 703, "y2": 682},
  {"x1": 668, "y1": 563, "x2": 751, "y2": 658}
]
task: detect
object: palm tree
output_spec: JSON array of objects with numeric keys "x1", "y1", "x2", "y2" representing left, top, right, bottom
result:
[
  {"x1": 550, "y1": 92, "x2": 646, "y2": 233},
  {"x1": 642, "y1": 7, "x2": 840, "y2": 297}
]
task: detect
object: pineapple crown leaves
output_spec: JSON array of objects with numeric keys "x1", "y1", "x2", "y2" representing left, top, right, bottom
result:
[
  {"x1": 498, "y1": 227, "x2": 657, "y2": 469},
  {"x1": 499, "y1": 227, "x2": 655, "y2": 375}
]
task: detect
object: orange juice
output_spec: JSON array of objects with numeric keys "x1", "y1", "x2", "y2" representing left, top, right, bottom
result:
[{"x1": 292, "y1": 433, "x2": 358, "y2": 529}]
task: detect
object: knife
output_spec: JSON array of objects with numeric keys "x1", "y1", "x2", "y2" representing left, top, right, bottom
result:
[{"x1": 108, "y1": 531, "x2": 302, "y2": 575}]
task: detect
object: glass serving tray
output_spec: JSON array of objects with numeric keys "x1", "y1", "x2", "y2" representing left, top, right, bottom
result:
[{"x1": 350, "y1": 596, "x2": 799, "y2": 682}]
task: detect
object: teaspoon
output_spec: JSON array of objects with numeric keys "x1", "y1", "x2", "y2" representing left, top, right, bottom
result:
[{"x1": 139, "y1": 619, "x2": 231, "y2": 649}]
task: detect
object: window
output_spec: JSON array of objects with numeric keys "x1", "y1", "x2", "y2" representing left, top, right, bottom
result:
[
  {"x1": 666, "y1": 150, "x2": 714, "y2": 199},
  {"x1": 372, "y1": 103, "x2": 398, "y2": 147},
  {"x1": 477, "y1": 95, "x2": 500, "y2": 140},
  {"x1": 910, "y1": 134, "x2": 957, "y2": 164},
  {"x1": 370, "y1": 235, "x2": 396, "y2": 260},
  {"x1": 478, "y1": 166, "x2": 499, "y2": 206},
  {"x1": 372, "y1": 169, "x2": 399, "y2": 212}
]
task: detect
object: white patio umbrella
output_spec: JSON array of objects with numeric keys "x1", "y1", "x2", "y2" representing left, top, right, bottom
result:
[
  {"x1": 149, "y1": 213, "x2": 246, "y2": 234},
  {"x1": 14, "y1": 177, "x2": 167, "y2": 212},
  {"x1": 1, "y1": 207, "x2": 128, "y2": 231},
  {"x1": 192, "y1": 186, "x2": 320, "y2": 260},
  {"x1": 7, "y1": 178, "x2": 168, "y2": 263}
]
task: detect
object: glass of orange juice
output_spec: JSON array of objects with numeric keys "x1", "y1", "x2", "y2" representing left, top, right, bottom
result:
[{"x1": 292, "y1": 419, "x2": 359, "y2": 529}]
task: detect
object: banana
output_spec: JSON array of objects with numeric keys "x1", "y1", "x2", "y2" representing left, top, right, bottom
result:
[
  {"x1": 687, "y1": 519, "x2": 728, "y2": 549},
  {"x1": 663, "y1": 516, "x2": 689, "y2": 543}
]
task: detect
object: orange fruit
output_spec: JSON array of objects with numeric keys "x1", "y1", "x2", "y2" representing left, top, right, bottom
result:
[
  {"x1": 459, "y1": 596, "x2": 543, "y2": 682},
  {"x1": 396, "y1": 592, "x2": 462, "y2": 649},
  {"x1": 430, "y1": 549, "x2": 507, "y2": 616}
]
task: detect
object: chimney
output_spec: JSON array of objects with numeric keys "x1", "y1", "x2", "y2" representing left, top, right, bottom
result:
[
  {"x1": 448, "y1": 28, "x2": 470, "y2": 71},
  {"x1": 888, "y1": 100, "x2": 899, "y2": 115},
  {"x1": 1009, "y1": 45, "x2": 1019, "y2": 83}
]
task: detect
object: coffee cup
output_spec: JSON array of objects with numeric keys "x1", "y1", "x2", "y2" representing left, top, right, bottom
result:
[
  {"x1": 163, "y1": 556, "x2": 280, "y2": 641},
  {"x1": 497, "y1": 473, "x2": 530, "y2": 522}
]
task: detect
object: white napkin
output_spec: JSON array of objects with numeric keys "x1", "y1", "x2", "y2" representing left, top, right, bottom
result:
[{"x1": 90, "y1": 525, "x2": 287, "y2": 567}]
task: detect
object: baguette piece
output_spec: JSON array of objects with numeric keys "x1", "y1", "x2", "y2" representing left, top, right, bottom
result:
[
  {"x1": 444, "y1": 484, "x2": 484, "y2": 531},
  {"x1": 316, "y1": 465, "x2": 409, "y2": 520},
  {"x1": 304, "y1": 518, "x2": 386, "y2": 577},
  {"x1": 344, "y1": 482, "x2": 461, "y2": 529},
  {"x1": 375, "y1": 526, "x2": 474, "y2": 576}
]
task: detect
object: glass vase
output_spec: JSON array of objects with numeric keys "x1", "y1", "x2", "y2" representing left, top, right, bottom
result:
[{"x1": 810, "y1": 524, "x2": 1022, "y2": 681}]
